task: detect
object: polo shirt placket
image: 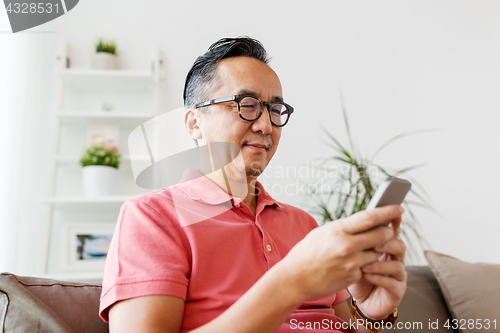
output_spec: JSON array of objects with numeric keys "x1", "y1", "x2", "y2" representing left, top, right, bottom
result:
[{"x1": 232, "y1": 195, "x2": 282, "y2": 269}]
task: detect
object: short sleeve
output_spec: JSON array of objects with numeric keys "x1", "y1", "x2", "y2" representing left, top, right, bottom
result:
[{"x1": 99, "y1": 198, "x2": 190, "y2": 322}]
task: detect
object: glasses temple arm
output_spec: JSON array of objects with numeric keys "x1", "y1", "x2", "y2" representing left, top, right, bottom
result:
[{"x1": 196, "y1": 95, "x2": 236, "y2": 108}]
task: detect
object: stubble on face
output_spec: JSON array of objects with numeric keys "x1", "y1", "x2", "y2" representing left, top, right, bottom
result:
[{"x1": 246, "y1": 162, "x2": 263, "y2": 177}]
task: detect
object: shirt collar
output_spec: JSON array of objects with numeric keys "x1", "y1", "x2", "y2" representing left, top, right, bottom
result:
[
  {"x1": 255, "y1": 180, "x2": 283, "y2": 208},
  {"x1": 175, "y1": 168, "x2": 283, "y2": 208}
]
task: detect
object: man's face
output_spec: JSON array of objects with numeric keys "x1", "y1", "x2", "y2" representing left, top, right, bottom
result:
[{"x1": 195, "y1": 56, "x2": 283, "y2": 178}]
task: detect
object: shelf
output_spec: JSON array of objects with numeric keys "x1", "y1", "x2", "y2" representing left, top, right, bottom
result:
[
  {"x1": 57, "y1": 111, "x2": 153, "y2": 125},
  {"x1": 55, "y1": 155, "x2": 150, "y2": 164},
  {"x1": 57, "y1": 69, "x2": 156, "y2": 91},
  {"x1": 58, "y1": 69, "x2": 153, "y2": 79},
  {"x1": 43, "y1": 196, "x2": 130, "y2": 204},
  {"x1": 42, "y1": 196, "x2": 130, "y2": 210}
]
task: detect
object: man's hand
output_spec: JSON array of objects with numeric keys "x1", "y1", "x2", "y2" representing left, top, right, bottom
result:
[
  {"x1": 277, "y1": 205, "x2": 404, "y2": 305},
  {"x1": 347, "y1": 207, "x2": 407, "y2": 320}
]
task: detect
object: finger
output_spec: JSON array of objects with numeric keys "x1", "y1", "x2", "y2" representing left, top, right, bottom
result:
[
  {"x1": 363, "y1": 273, "x2": 407, "y2": 298},
  {"x1": 349, "y1": 226, "x2": 394, "y2": 252},
  {"x1": 374, "y1": 239, "x2": 406, "y2": 262},
  {"x1": 388, "y1": 216, "x2": 402, "y2": 241},
  {"x1": 361, "y1": 261, "x2": 406, "y2": 282},
  {"x1": 339, "y1": 205, "x2": 404, "y2": 235},
  {"x1": 351, "y1": 249, "x2": 382, "y2": 267},
  {"x1": 389, "y1": 215, "x2": 402, "y2": 233}
]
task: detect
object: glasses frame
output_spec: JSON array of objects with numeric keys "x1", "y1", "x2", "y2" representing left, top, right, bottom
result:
[{"x1": 195, "y1": 94, "x2": 294, "y2": 127}]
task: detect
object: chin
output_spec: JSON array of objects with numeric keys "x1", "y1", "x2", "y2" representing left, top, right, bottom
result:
[
  {"x1": 245, "y1": 166, "x2": 262, "y2": 178},
  {"x1": 245, "y1": 160, "x2": 267, "y2": 178}
]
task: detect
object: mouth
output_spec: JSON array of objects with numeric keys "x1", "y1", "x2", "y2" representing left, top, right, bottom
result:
[{"x1": 244, "y1": 143, "x2": 269, "y2": 151}]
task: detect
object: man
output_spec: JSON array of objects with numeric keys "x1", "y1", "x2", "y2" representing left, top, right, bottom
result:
[{"x1": 99, "y1": 37, "x2": 407, "y2": 333}]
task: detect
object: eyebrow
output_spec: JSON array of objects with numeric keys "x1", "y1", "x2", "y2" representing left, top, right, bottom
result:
[{"x1": 236, "y1": 89, "x2": 284, "y2": 103}]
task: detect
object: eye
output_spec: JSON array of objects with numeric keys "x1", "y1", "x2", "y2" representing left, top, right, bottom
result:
[
  {"x1": 271, "y1": 105, "x2": 287, "y2": 115},
  {"x1": 239, "y1": 96, "x2": 260, "y2": 110}
]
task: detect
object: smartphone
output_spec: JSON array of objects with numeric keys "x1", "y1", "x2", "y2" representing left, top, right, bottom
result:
[{"x1": 366, "y1": 177, "x2": 411, "y2": 227}]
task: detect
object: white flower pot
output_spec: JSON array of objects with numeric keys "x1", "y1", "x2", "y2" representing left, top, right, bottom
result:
[
  {"x1": 91, "y1": 52, "x2": 118, "y2": 70},
  {"x1": 82, "y1": 165, "x2": 118, "y2": 197}
]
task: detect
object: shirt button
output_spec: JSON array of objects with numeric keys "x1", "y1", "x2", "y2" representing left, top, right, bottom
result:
[
  {"x1": 234, "y1": 202, "x2": 240, "y2": 208},
  {"x1": 266, "y1": 244, "x2": 272, "y2": 252}
]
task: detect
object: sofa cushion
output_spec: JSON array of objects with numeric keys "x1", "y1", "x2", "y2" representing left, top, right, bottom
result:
[
  {"x1": 425, "y1": 250, "x2": 500, "y2": 333},
  {"x1": 392, "y1": 266, "x2": 458, "y2": 332},
  {"x1": 0, "y1": 273, "x2": 108, "y2": 333}
]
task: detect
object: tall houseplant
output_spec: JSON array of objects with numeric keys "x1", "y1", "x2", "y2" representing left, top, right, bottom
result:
[
  {"x1": 80, "y1": 145, "x2": 121, "y2": 196},
  {"x1": 305, "y1": 98, "x2": 438, "y2": 263}
]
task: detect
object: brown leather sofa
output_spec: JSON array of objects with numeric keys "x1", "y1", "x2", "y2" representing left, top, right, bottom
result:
[{"x1": 0, "y1": 266, "x2": 458, "y2": 333}]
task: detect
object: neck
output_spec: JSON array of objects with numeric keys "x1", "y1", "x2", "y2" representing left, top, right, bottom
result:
[
  {"x1": 203, "y1": 168, "x2": 259, "y2": 213},
  {"x1": 198, "y1": 149, "x2": 260, "y2": 213},
  {"x1": 242, "y1": 178, "x2": 258, "y2": 213}
]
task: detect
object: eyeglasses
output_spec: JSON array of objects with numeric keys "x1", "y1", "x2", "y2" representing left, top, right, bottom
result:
[{"x1": 195, "y1": 94, "x2": 294, "y2": 127}]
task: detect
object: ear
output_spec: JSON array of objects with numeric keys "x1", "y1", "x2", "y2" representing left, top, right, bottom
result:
[{"x1": 184, "y1": 108, "x2": 203, "y2": 141}]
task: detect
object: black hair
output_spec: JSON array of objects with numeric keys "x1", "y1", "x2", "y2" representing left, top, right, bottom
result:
[{"x1": 183, "y1": 36, "x2": 270, "y2": 108}]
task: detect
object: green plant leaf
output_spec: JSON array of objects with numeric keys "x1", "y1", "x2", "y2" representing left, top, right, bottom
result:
[
  {"x1": 370, "y1": 128, "x2": 442, "y2": 161},
  {"x1": 339, "y1": 91, "x2": 358, "y2": 161},
  {"x1": 393, "y1": 162, "x2": 428, "y2": 175},
  {"x1": 403, "y1": 173, "x2": 433, "y2": 202},
  {"x1": 95, "y1": 38, "x2": 118, "y2": 55},
  {"x1": 331, "y1": 156, "x2": 352, "y2": 164},
  {"x1": 80, "y1": 145, "x2": 122, "y2": 168},
  {"x1": 320, "y1": 126, "x2": 350, "y2": 155}
]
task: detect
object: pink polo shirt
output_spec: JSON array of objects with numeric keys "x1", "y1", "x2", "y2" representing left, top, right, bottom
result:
[{"x1": 99, "y1": 169, "x2": 350, "y2": 332}]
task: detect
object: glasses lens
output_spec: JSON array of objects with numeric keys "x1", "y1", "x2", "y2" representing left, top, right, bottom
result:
[
  {"x1": 270, "y1": 103, "x2": 290, "y2": 126},
  {"x1": 239, "y1": 96, "x2": 261, "y2": 120}
]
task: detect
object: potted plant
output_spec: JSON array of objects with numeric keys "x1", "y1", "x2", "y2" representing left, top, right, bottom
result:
[
  {"x1": 91, "y1": 38, "x2": 118, "y2": 70},
  {"x1": 304, "y1": 97, "x2": 439, "y2": 263},
  {"x1": 80, "y1": 145, "x2": 121, "y2": 196}
]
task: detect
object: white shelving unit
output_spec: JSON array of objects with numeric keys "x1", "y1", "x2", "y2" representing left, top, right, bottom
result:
[{"x1": 40, "y1": 46, "x2": 165, "y2": 282}]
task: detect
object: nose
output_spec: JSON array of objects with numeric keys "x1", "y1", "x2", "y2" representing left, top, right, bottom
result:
[{"x1": 251, "y1": 105, "x2": 273, "y2": 135}]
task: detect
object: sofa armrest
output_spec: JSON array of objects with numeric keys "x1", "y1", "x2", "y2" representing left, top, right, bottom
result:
[{"x1": 0, "y1": 272, "x2": 108, "y2": 333}]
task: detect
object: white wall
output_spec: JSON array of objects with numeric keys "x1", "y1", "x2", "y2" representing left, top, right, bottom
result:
[
  {"x1": 6, "y1": 0, "x2": 500, "y2": 274},
  {"x1": 0, "y1": 10, "x2": 55, "y2": 273}
]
